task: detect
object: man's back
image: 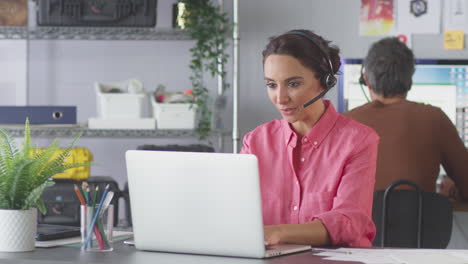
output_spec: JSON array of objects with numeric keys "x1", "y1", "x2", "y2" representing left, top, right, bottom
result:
[{"x1": 344, "y1": 100, "x2": 468, "y2": 193}]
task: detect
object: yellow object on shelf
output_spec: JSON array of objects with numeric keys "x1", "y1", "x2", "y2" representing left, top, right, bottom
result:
[{"x1": 34, "y1": 147, "x2": 93, "y2": 180}]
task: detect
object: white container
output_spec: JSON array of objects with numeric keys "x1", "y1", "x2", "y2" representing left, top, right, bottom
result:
[
  {"x1": 0, "y1": 208, "x2": 37, "y2": 252},
  {"x1": 88, "y1": 118, "x2": 155, "y2": 129},
  {"x1": 95, "y1": 81, "x2": 145, "y2": 119},
  {"x1": 151, "y1": 97, "x2": 196, "y2": 129}
]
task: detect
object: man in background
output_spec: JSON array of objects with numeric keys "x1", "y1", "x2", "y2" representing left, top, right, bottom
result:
[{"x1": 344, "y1": 37, "x2": 468, "y2": 201}]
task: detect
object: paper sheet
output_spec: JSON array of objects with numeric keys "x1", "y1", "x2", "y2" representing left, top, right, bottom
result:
[
  {"x1": 444, "y1": 0, "x2": 468, "y2": 31},
  {"x1": 444, "y1": 30, "x2": 465, "y2": 50},
  {"x1": 397, "y1": 0, "x2": 441, "y2": 34},
  {"x1": 360, "y1": 0, "x2": 396, "y2": 35},
  {"x1": 313, "y1": 248, "x2": 468, "y2": 264},
  {"x1": 35, "y1": 230, "x2": 133, "y2": 248}
]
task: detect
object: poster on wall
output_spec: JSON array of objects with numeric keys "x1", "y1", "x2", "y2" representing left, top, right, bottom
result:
[
  {"x1": 0, "y1": 0, "x2": 28, "y2": 26},
  {"x1": 360, "y1": 0, "x2": 395, "y2": 35},
  {"x1": 444, "y1": 0, "x2": 468, "y2": 31},
  {"x1": 397, "y1": 0, "x2": 441, "y2": 34}
]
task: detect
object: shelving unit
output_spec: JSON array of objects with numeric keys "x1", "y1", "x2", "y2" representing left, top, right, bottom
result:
[
  {"x1": 0, "y1": 26, "x2": 190, "y2": 41},
  {"x1": 0, "y1": 125, "x2": 224, "y2": 138},
  {"x1": 0, "y1": 0, "x2": 239, "y2": 152}
]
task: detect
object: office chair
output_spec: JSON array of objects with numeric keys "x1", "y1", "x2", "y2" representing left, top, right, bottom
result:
[{"x1": 372, "y1": 179, "x2": 453, "y2": 248}]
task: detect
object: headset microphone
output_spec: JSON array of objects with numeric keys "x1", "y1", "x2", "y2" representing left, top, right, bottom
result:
[
  {"x1": 302, "y1": 85, "x2": 333, "y2": 108},
  {"x1": 287, "y1": 30, "x2": 337, "y2": 108}
]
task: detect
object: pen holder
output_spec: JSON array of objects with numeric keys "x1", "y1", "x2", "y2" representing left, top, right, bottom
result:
[{"x1": 80, "y1": 204, "x2": 114, "y2": 252}]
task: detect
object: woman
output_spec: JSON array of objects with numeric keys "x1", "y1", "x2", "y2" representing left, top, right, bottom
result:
[{"x1": 241, "y1": 29, "x2": 379, "y2": 247}]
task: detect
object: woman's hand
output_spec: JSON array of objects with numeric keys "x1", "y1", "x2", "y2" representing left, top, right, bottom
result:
[
  {"x1": 263, "y1": 221, "x2": 331, "y2": 246},
  {"x1": 438, "y1": 176, "x2": 461, "y2": 201},
  {"x1": 264, "y1": 225, "x2": 283, "y2": 246}
]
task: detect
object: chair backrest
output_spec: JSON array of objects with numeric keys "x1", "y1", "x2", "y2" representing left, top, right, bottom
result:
[{"x1": 372, "y1": 180, "x2": 453, "y2": 248}]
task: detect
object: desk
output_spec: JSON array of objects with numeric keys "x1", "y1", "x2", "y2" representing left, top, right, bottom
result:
[
  {"x1": 0, "y1": 242, "x2": 360, "y2": 264},
  {"x1": 448, "y1": 211, "x2": 468, "y2": 249},
  {"x1": 453, "y1": 201, "x2": 468, "y2": 212}
]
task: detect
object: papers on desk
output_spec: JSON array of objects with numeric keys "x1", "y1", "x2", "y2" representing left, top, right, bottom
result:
[
  {"x1": 314, "y1": 248, "x2": 468, "y2": 264},
  {"x1": 35, "y1": 231, "x2": 133, "y2": 248}
]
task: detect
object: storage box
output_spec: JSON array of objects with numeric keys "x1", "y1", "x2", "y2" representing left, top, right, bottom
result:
[
  {"x1": 0, "y1": 106, "x2": 76, "y2": 124},
  {"x1": 151, "y1": 97, "x2": 196, "y2": 129},
  {"x1": 36, "y1": 0, "x2": 157, "y2": 27},
  {"x1": 95, "y1": 81, "x2": 145, "y2": 119}
]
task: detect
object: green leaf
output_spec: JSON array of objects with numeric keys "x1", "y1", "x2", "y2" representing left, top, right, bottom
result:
[
  {"x1": 8, "y1": 159, "x2": 35, "y2": 208},
  {"x1": 36, "y1": 198, "x2": 46, "y2": 215},
  {"x1": 23, "y1": 180, "x2": 54, "y2": 213},
  {"x1": 22, "y1": 118, "x2": 32, "y2": 158}
]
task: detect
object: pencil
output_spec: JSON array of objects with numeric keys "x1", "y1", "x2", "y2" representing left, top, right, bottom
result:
[
  {"x1": 82, "y1": 182, "x2": 89, "y2": 205},
  {"x1": 74, "y1": 184, "x2": 86, "y2": 206},
  {"x1": 91, "y1": 185, "x2": 106, "y2": 249},
  {"x1": 86, "y1": 186, "x2": 91, "y2": 206},
  {"x1": 81, "y1": 181, "x2": 91, "y2": 205},
  {"x1": 92, "y1": 186, "x2": 99, "y2": 208}
]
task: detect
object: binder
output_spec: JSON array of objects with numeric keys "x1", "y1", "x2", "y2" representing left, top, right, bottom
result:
[{"x1": 0, "y1": 106, "x2": 77, "y2": 125}]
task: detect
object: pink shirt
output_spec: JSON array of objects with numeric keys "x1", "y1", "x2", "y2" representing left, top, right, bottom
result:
[{"x1": 241, "y1": 101, "x2": 379, "y2": 247}]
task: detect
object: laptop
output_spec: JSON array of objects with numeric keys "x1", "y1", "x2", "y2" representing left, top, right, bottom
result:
[{"x1": 125, "y1": 150, "x2": 311, "y2": 258}]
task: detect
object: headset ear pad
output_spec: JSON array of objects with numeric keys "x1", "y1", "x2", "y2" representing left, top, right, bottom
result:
[
  {"x1": 322, "y1": 74, "x2": 337, "y2": 89},
  {"x1": 359, "y1": 65, "x2": 367, "y2": 86},
  {"x1": 358, "y1": 74, "x2": 367, "y2": 86}
]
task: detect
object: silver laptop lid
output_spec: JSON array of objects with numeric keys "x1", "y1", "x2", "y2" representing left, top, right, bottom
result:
[{"x1": 126, "y1": 150, "x2": 266, "y2": 258}]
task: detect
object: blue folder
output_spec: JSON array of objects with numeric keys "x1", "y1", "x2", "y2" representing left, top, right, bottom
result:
[{"x1": 0, "y1": 106, "x2": 77, "y2": 124}]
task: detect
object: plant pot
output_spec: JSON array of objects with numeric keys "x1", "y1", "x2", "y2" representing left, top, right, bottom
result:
[{"x1": 0, "y1": 208, "x2": 37, "y2": 252}]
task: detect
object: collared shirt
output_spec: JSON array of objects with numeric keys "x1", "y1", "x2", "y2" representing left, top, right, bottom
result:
[{"x1": 241, "y1": 101, "x2": 379, "y2": 247}]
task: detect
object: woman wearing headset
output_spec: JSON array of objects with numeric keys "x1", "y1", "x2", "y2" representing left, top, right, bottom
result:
[{"x1": 241, "y1": 30, "x2": 379, "y2": 247}]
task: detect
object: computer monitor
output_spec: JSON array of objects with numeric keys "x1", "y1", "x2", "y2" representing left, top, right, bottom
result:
[
  {"x1": 339, "y1": 59, "x2": 468, "y2": 121},
  {"x1": 338, "y1": 58, "x2": 468, "y2": 144}
]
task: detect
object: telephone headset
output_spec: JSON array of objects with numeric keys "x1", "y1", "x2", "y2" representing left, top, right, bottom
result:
[
  {"x1": 286, "y1": 30, "x2": 337, "y2": 108},
  {"x1": 358, "y1": 63, "x2": 371, "y2": 102}
]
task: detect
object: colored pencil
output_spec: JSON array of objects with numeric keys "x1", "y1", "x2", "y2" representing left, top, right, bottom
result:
[
  {"x1": 82, "y1": 182, "x2": 89, "y2": 205},
  {"x1": 74, "y1": 184, "x2": 85, "y2": 206},
  {"x1": 84, "y1": 184, "x2": 110, "y2": 249}
]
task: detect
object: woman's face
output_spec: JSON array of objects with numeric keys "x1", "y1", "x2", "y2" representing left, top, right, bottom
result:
[{"x1": 264, "y1": 54, "x2": 324, "y2": 123}]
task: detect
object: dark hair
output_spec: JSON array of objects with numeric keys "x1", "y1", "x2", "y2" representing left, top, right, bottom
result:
[
  {"x1": 364, "y1": 37, "x2": 415, "y2": 98},
  {"x1": 262, "y1": 29, "x2": 341, "y2": 83}
]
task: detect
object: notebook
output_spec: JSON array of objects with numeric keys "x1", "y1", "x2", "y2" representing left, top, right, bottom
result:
[
  {"x1": 125, "y1": 150, "x2": 311, "y2": 258},
  {"x1": 36, "y1": 224, "x2": 80, "y2": 241}
]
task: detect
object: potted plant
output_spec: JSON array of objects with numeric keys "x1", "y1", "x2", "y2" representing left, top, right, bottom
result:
[
  {"x1": 0, "y1": 119, "x2": 89, "y2": 252},
  {"x1": 179, "y1": 0, "x2": 231, "y2": 140}
]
